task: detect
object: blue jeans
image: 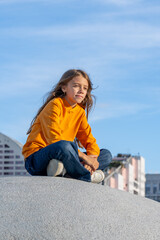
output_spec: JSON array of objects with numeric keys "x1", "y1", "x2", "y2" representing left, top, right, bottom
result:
[{"x1": 25, "y1": 140, "x2": 112, "y2": 182}]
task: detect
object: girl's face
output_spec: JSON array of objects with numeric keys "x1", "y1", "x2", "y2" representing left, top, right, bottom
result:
[{"x1": 62, "y1": 75, "x2": 89, "y2": 107}]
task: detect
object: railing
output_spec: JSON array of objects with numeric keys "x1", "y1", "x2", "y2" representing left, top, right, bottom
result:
[{"x1": 102, "y1": 156, "x2": 132, "y2": 185}]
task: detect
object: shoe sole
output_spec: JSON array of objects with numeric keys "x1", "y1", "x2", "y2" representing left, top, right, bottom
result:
[
  {"x1": 47, "y1": 159, "x2": 65, "y2": 176},
  {"x1": 91, "y1": 170, "x2": 105, "y2": 183}
]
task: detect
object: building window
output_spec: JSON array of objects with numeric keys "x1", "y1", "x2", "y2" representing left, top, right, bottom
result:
[
  {"x1": 134, "y1": 190, "x2": 138, "y2": 195},
  {"x1": 153, "y1": 187, "x2": 157, "y2": 194},
  {"x1": 4, "y1": 150, "x2": 14, "y2": 153},
  {"x1": 4, "y1": 166, "x2": 14, "y2": 170},
  {"x1": 16, "y1": 161, "x2": 24, "y2": 164},
  {"x1": 4, "y1": 144, "x2": 10, "y2": 148},
  {"x1": 0, "y1": 145, "x2": 3, "y2": 147},
  {"x1": 145, "y1": 187, "x2": 150, "y2": 194},
  {"x1": 16, "y1": 155, "x2": 20, "y2": 159},
  {"x1": 4, "y1": 156, "x2": 14, "y2": 159},
  {"x1": 4, "y1": 172, "x2": 13, "y2": 175},
  {"x1": 15, "y1": 172, "x2": 24, "y2": 176},
  {"x1": 134, "y1": 182, "x2": 138, "y2": 188},
  {"x1": 16, "y1": 166, "x2": 24, "y2": 170},
  {"x1": 4, "y1": 161, "x2": 14, "y2": 164},
  {"x1": 0, "y1": 150, "x2": 3, "y2": 153}
]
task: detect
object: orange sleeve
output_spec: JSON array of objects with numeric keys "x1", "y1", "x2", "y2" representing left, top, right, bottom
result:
[
  {"x1": 39, "y1": 99, "x2": 62, "y2": 144},
  {"x1": 76, "y1": 112, "x2": 100, "y2": 156}
]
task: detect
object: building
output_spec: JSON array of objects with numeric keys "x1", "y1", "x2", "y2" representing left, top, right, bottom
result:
[
  {"x1": 0, "y1": 132, "x2": 28, "y2": 176},
  {"x1": 103, "y1": 154, "x2": 146, "y2": 197},
  {"x1": 145, "y1": 174, "x2": 160, "y2": 202}
]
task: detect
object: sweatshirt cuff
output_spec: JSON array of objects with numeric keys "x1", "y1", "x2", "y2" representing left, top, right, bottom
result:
[{"x1": 87, "y1": 149, "x2": 100, "y2": 156}]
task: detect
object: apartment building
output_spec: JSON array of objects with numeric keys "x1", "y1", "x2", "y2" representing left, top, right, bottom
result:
[
  {"x1": 0, "y1": 132, "x2": 28, "y2": 176},
  {"x1": 145, "y1": 174, "x2": 160, "y2": 202},
  {"x1": 104, "y1": 154, "x2": 146, "y2": 197}
]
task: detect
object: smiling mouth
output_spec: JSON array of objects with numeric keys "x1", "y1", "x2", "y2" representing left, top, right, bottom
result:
[{"x1": 76, "y1": 95, "x2": 83, "y2": 98}]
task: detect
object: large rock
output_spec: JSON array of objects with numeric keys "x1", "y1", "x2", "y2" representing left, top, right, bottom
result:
[{"x1": 0, "y1": 177, "x2": 160, "y2": 240}]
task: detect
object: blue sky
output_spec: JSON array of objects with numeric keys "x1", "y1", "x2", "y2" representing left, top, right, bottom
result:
[{"x1": 0, "y1": 0, "x2": 160, "y2": 173}]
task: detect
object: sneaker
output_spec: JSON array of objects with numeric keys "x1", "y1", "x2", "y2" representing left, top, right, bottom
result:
[
  {"x1": 47, "y1": 159, "x2": 66, "y2": 177},
  {"x1": 91, "y1": 170, "x2": 105, "y2": 184}
]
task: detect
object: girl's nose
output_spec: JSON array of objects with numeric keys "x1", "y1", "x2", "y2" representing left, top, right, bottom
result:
[{"x1": 78, "y1": 87, "x2": 83, "y2": 93}]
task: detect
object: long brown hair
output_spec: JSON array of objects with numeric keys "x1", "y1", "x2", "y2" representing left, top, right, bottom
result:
[{"x1": 27, "y1": 69, "x2": 95, "y2": 135}]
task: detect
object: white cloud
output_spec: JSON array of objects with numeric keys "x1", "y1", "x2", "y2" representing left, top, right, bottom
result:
[
  {"x1": 89, "y1": 101, "x2": 151, "y2": 121},
  {"x1": 0, "y1": 0, "x2": 140, "y2": 5},
  {"x1": 96, "y1": 0, "x2": 141, "y2": 6},
  {"x1": 0, "y1": 63, "x2": 55, "y2": 98},
  {"x1": 0, "y1": 61, "x2": 92, "y2": 98},
  {"x1": 0, "y1": 0, "x2": 68, "y2": 3},
  {"x1": 1, "y1": 22, "x2": 160, "y2": 48}
]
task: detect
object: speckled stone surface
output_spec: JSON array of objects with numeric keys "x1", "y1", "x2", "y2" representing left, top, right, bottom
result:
[{"x1": 0, "y1": 176, "x2": 160, "y2": 240}]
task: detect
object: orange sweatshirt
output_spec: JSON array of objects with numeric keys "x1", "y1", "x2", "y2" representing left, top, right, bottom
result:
[{"x1": 22, "y1": 97, "x2": 100, "y2": 159}]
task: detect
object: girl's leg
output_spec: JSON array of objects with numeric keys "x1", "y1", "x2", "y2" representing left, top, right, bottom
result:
[
  {"x1": 25, "y1": 140, "x2": 91, "y2": 182},
  {"x1": 97, "y1": 149, "x2": 112, "y2": 171}
]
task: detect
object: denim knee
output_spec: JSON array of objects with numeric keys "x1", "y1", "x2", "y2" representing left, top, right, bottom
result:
[{"x1": 101, "y1": 149, "x2": 112, "y2": 164}]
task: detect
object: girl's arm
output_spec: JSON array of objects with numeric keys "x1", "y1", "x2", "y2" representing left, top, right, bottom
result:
[
  {"x1": 76, "y1": 112, "x2": 100, "y2": 173},
  {"x1": 40, "y1": 99, "x2": 62, "y2": 143},
  {"x1": 76, "y1": 112, "x2": 100, "y2": 156}
]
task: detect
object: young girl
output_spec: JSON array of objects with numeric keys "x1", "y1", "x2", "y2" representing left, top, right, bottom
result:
[{"x1": 22, "y1": 69, "x2": 112, "y2": 183}]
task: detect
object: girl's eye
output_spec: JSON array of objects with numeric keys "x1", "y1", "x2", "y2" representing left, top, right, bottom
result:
[{"x1": 73, "y1": 84, "x2": 88, "y2": 91}]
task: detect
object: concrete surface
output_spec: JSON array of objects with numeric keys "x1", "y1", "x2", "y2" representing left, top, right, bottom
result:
[{"x1": 0, "y1": 176, "x2": 160, "y2": 240}]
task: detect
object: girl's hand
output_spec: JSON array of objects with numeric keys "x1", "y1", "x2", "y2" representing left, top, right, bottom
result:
[
  {"x1": 86, "y1": 155, "x2": 99, "y2": 171},
  {"x1": 84, "y1": 164, "x2": 94, "y2": 175},
  {"x1": 78, "y1": 151, "x2": 99, "y2": 172}
]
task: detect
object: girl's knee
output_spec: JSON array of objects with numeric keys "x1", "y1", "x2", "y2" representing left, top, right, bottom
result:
[{"x1": 100, "y1": 149, "x2": 112, "y2": 164}]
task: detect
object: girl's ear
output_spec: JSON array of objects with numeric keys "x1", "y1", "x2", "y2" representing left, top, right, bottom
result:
[{"x1": 61, "y1": 85, "x2": 66, "y2": 93}]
